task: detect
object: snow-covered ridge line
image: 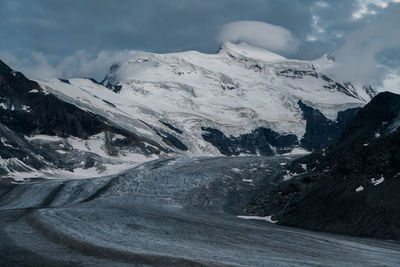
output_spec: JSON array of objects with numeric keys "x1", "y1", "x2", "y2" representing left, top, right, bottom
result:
[{"x1": 37, "y1": 42, "x2": 373, "y2": 159}]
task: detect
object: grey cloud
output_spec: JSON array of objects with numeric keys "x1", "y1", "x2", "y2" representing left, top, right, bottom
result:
[
  {"x1": 0, "y1": 49, "x2": 140, "y2": 80},
  {"x1": 0, "y1": 0, "x2": 316, "y2": 79},
  {"x1": 0, "y1": 0, "x2": 314, "y2": 57},
  {"x1": 325, "y1": 3, "x2": 400, "y2": 88},
  {"x1": 218, "y1": 21, "x2": 298, "y2": 55},
  {"x1": 376, "y1": 46, "x2": 400, "y2": 69},
  {"x1": 0, "y1": 0, "x2": 399, "y2": 90}
]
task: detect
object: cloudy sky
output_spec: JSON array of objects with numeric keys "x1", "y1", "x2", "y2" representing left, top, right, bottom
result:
[{"x1": 1, "y1": 0, "x2": 399, "y2": 91}]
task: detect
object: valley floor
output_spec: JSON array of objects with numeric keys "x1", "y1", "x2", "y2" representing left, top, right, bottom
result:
[{"x1": 1, "y1": 156, "x2": 399, "y2": 266}]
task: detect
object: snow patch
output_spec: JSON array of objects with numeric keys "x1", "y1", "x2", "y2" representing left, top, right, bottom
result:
[
  {"x1": 237, "y1": 215, "x2": 277, "y2": 224},
  {"x1": 300, "y1": 163, "x2": 307, "y2": 171},
  {"x1": 371, "y1": 176, "x2": 385, "y2": 186},
  {"x1": 355, "y1": 186, "x2": 364, "y2": 192},
  {"x1": 283, "y1": 172, "x2": 296, "y2": 181},
  {"x1": 0, "y1": 137, "x2": 14, "y2": 148},
  {"x1": 26, "y1": 135, "x2": 63, "y2": 142},
  {"x1": 283, "y1": 148, "x2": 311, "y2": 156}
]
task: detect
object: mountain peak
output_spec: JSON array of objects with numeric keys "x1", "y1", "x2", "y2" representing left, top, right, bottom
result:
[
  {"x1": 0, "y1": 60, "x2": 13, "y2": 74},
  {"x1": 218, "y1": 41, "x2": 287, "y2": 62}
]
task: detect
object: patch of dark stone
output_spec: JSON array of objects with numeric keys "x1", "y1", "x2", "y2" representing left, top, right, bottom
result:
[
  {"x1": 102, "y1": 99, "x2": 116, "y2": 108},
  {"x1": 138, "y1": 120, "x2": 187, "y2": 151},
  {"x1": 298, "y1": 100, "x2": 360, "y2": 150},
  {"x1": 160, "y1": 120, "x2": 183, "y2": 134},
  {"x1": 156, "y1": 129, "x2": 188, "y2": 151},
  {"x1": 87, "y1": 78, "x2": 102, "y2": 85},
  {"x1": 279, "y1": 69, "x2": 319, "y2": 79},
  {"x1": 58, "y1": 79, "x2": 70, "y2": 84},
  {"x1": 201, "y1": 127, "x2": 298, "y2": 156}
]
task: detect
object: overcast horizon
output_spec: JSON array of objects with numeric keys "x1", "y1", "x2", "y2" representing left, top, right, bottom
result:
[{"x1": 1, "y1": 0, "x2": 400, "y2": 92}]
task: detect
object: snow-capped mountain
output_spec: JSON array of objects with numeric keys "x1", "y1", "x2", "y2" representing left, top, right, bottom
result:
[
  {"x1": 41, "y1": 42, "x2": 373, "y2": 152},
  {"x1": 1, "y1": 42, "x2": 376, "y2": 180}
]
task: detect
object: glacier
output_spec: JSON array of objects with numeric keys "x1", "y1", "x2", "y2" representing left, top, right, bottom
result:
[{"x1": 1, "y1": 156, "x2": 400, "y2": 266}]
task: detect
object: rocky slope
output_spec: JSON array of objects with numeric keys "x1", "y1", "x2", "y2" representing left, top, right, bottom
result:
[
  {"x1": 245, "y1": 92, "x2": 400, "y2": 239},
  {"x1": 0, "y1": 60, "x2": 167, "y2": 180}
]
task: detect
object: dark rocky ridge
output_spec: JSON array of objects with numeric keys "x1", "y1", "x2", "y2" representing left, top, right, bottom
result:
[
  {"x1": 160, "y1": 120, "x2": 183, "y2": 134},
  {"x1": 1, "y1": 60, "x2": 114, "y2": 138},
  {"x1": 0, "y1": 60, "x2": 167, "y2": 176},
  {"x1": 101, "y1": 64, "x2": 123, "y2": 93},
  {"x1": 278, "y1": 68, "x2": 364, "y2": 101},
  {"x1": 245, "y1": 92, "x2": 400, "y2": 240}
]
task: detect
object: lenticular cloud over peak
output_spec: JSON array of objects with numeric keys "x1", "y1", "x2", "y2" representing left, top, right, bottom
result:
[{"x1": 217, "y1": 21, "x2": 298, "y2": 55}]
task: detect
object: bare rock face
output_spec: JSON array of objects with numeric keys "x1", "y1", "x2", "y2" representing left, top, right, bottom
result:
[
  {"x1": 246, "y1": 92, "x2": 400, "y2": 240},
  {"x1": 0, "y1": 60, "x2": 136, "y2": 138}
]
